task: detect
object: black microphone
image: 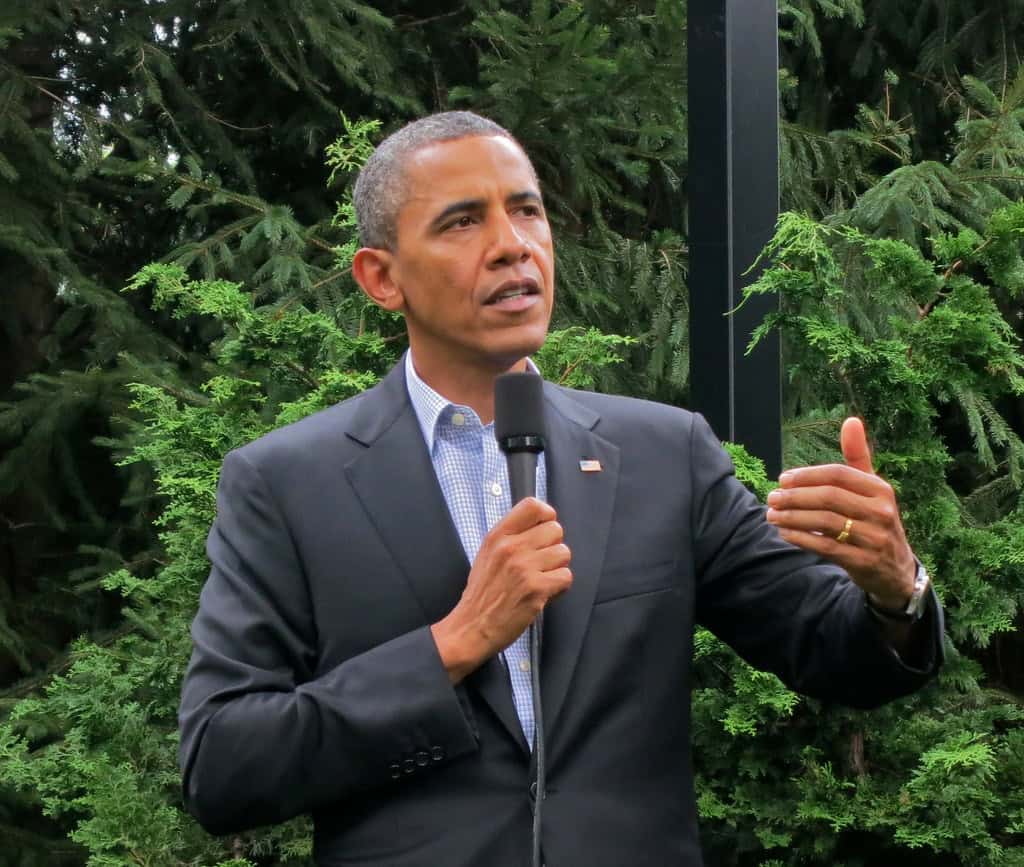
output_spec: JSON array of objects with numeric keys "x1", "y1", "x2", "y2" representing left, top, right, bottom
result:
[
  {"x1": 494, "y1": 370, "x2": 547, "y2": 867},
  {"x1": 494, "y1": 371, "x2": 546, "y2": 502}
]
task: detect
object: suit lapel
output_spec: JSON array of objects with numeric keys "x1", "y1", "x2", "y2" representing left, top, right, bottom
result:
[
  {"x1": 343, "y1": 361, "x2": 531, "y2": 753},
  {"x1": 344, "y1": 364, "x2": 468, "y2": 624},
  {"x1": 538, "y1": 386, "x2": 620, "y2": 740}
]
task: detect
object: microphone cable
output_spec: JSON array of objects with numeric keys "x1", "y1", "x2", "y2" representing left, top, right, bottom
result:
[{"x1": 530, "y1": 617, "x2": 545, "y2": 867}]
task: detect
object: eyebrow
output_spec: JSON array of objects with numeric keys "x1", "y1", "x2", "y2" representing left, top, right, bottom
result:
[
  {"x1": 429, "y1": 190, "x2": 543, "y2": 231},
  {"x1": 507, "y1": 190, "x2": 543, "y2": 208}
]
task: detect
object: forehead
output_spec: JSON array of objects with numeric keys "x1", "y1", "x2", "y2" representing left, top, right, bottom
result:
[{"x1": 400, "y1": 135, "x2": 538, "y2": 212}]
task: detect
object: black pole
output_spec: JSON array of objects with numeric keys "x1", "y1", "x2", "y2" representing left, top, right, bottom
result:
[{"x1": 688, "y1": 0, "x2": 782, "y2": 479}]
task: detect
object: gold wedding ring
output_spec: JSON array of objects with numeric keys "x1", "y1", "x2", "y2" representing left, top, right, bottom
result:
[{"x1": 836, "y1": 517, "x2": 854, "y2": 544}]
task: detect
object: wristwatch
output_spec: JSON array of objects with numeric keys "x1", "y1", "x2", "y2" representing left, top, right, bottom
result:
[{"x1": 866, "y1": 563, "x2": 931, "y2": 622}]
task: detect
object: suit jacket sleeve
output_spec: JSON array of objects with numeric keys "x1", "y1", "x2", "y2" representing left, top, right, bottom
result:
[
  {"x1": 689, "y1": 413, "x2": 943, "y2": 707},
  {"x1": 178, "y1": 448, "x2": 479, "y2": 835}
]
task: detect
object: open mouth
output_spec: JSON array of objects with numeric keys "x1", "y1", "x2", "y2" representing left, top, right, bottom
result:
[{"x1": 484, "y1": 279, "x2": 541, "y2": 305}]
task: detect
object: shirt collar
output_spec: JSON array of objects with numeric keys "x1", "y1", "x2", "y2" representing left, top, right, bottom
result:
[
  {"x1": 404, "y1": 350, "x2": 541, "y2": 453},
  {"x1": 405, "y1": 350, "x2": 450, "y2": 453}
]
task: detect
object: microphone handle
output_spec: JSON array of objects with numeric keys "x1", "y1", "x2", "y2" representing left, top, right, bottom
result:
[{"x1": 505, "y1": 450, "x2": 539, "y2": 504}]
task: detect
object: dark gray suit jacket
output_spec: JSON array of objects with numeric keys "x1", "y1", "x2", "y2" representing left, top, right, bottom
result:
[{"x1": 178, "y1": 360, "x2": 942, "y2": 866}]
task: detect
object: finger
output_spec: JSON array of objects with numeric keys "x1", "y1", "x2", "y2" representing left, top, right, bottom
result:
[
  {"x1": 766, "y1": 508, "x2": 882, "y2": 547},
  {"x1": 516, "y1": 519, "x2": 564, "y2": 550},
  {"x1": 775, "y1": 527, "x2": 873, "y2": 571},
  {"x1": 841, "y1": 417, "x2": 874, "y2": 475},
  {"x1": 498, "y1": 497, "x2": 557, "y2": 534},
  {"x1": 778, "y1": 464, "x2": 887, "y2": 497},
  {"x1": 766, "y1": 484, "x2": 879, "y2": 520},
  {"x1": 531, "y1": 542, "x2": 572, "y2": 572},
  {"x1": 539, "y1": 566, "x2": 573, "y2": 597}
]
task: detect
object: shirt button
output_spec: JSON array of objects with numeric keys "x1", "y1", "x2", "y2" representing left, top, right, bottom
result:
[
  {"x1": 452, "y1": 412, "x2": 465, "y2": 426},
  {"x1": 519, "y1": 658, "x2": 531, "y2": 673},
  {"x1": 490, "y1": 482, "x2": 502, "y2": 497}
]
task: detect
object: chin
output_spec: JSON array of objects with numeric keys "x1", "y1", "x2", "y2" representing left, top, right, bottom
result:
[{"x1": 490, "y1": 331, "x2": 548, "y2": 368}]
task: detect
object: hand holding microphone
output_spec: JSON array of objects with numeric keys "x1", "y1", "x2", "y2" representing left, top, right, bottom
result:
[
  {"x1": 431, "y1": 372, "x2": 571, "y2": 684},
  {"x1": 432, "y1": 499, "x2": 571, "y2": 684}
]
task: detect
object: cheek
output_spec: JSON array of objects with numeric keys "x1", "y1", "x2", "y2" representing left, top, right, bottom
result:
[
  {"x1": 526, "y1": 223, "x2": 553, "y2": 260},
  {"x1": 532, "y1": 235, "x2": 555, "y2": 282},
  {"x1": 411, "y1": 256, "x2": 479, "y2": 315}
]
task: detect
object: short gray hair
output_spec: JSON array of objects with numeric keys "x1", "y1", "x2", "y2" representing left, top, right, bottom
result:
[{"x1": 353, "y1": 111, "x2": 530, "y2": 250}]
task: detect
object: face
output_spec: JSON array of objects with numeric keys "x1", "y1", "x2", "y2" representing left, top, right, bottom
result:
[{"x1": 355, "y1": 135, "x2": 555, "y2": 376}]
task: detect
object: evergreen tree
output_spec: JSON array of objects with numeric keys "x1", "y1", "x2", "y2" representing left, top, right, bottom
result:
[
  {"x1": 689, "y1": 203, "x2": 1024, "y2": 865},
  {"x1": 0, "y1": 1, "x2": 401, "y2": 859}
]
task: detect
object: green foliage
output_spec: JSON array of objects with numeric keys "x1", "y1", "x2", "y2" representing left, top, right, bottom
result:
[
  {"x1": 1, "y1": 259, "x2": 396, "y2": 865},
  {"x1": 725, "y1": 442, "x2": 777, "y2": 502},
  {"x1": 454, "y1": 0, "x2": 684, "y2": 228},
  {"x1": 689, "y1": 201, "x2": 1024, "y2": 864},
  {"x1": 533, "y1": 327, "x2": 635, "y2": 389}
]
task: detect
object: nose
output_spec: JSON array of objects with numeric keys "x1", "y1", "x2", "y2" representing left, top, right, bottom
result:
[{"x1": 487, "y1": 210, "x2": 531, "y2": 268}]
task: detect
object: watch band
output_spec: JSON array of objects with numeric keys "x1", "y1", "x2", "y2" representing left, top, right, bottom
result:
[{"x1": 866, "y1": 563, "x2": 931, "y2": 623}]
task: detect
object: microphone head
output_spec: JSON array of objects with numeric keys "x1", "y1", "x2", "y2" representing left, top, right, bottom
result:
[{"x1": 494, "y1": 371, "x2": 546, "y2": 451}]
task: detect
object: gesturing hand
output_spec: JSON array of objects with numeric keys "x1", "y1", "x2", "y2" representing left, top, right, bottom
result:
[
  {"x1": 765, "y1": 417, "x2": 916, "y2": 609},
  {"x1": 431, "y1": 497, "x2": 573, "y2": 684}
]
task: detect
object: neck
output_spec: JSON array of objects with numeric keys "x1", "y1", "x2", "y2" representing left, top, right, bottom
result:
[{"x1": 409, "y1": 350, "x2": 529, "y2": 424}]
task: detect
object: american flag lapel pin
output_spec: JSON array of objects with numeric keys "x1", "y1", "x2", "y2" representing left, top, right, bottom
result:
[{"x1": 579, "y1": 458, "x2": 602, "y2": 473}]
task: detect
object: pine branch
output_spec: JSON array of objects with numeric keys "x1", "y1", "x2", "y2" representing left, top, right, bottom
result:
[
  {"x1": 0, "y1": 624, "x2": 136, "y2": 700},
  {"x1": 395, "y1": 8, "x2": 470, "y2": 30}
]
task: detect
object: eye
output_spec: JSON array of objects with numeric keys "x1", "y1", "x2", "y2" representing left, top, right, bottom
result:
[
  {"x1": 515, "y1": 204, "x2": 542, "y2": 217},
  {"x1": 445, "y1": 215, "x2": 477, "y2": 230}
]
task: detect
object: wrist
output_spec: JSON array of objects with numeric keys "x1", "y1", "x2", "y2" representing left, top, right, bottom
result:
[
  {"x1": 868, "y1": 589, "x2": 911, "y2": 612},
  {"x1": 868, "y1": 557, "x2": 917, "y2": 611},
  {"x1": 431, "y1": 616, "x2": 485, "y2": 684},
  {"x1": 867, "y1": 562, "x2": 931, "y2": 622}
]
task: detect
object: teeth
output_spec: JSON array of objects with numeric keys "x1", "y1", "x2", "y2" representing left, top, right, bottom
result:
[{"x1": 492, "y1": 285, "x2": 533, "y2": 302}]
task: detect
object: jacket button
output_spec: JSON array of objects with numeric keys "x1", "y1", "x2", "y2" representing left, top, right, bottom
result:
[
  {"x1": 389, "y1": 763, "x2": 401, "y2": 780},
  {"x1": 415, "y1": 750, "x2": 430, "y2": 767},
  {"x1": 529, "y1": 781, "x2": 538, "y2": 801},
  {"x1": 431, "y1": 746, "x2": 445, "y2": 762},
  {"x1": 403, "y1": 758, "x2": 416, "y2": 774}
]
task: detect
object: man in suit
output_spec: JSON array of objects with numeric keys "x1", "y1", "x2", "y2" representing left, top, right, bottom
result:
[{"x1": 178, "y1": 112, "x2": 943, "y2": 866}]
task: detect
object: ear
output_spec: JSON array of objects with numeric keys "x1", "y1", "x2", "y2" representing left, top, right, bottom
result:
[{"x1": 352, "y1": 247, "x2": 405, "y2": 312}]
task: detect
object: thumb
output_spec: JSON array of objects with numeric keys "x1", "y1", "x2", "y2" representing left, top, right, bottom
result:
[{"x1": 840, "y1": 417, "x2": 874, "y2": 474}]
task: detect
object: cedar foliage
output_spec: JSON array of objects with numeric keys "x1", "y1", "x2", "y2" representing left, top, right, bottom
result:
[
  {"x1": 0, "y1": 0, "x2": 1023, "y2": 865},
  {"x1": 694, "y1": 204, "x2": 1024, "y2": 865}
]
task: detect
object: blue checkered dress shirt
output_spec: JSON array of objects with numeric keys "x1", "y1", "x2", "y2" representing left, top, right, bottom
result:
[{"x1": 405, "y1": 350, "x2": 546, "y2": 748}]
